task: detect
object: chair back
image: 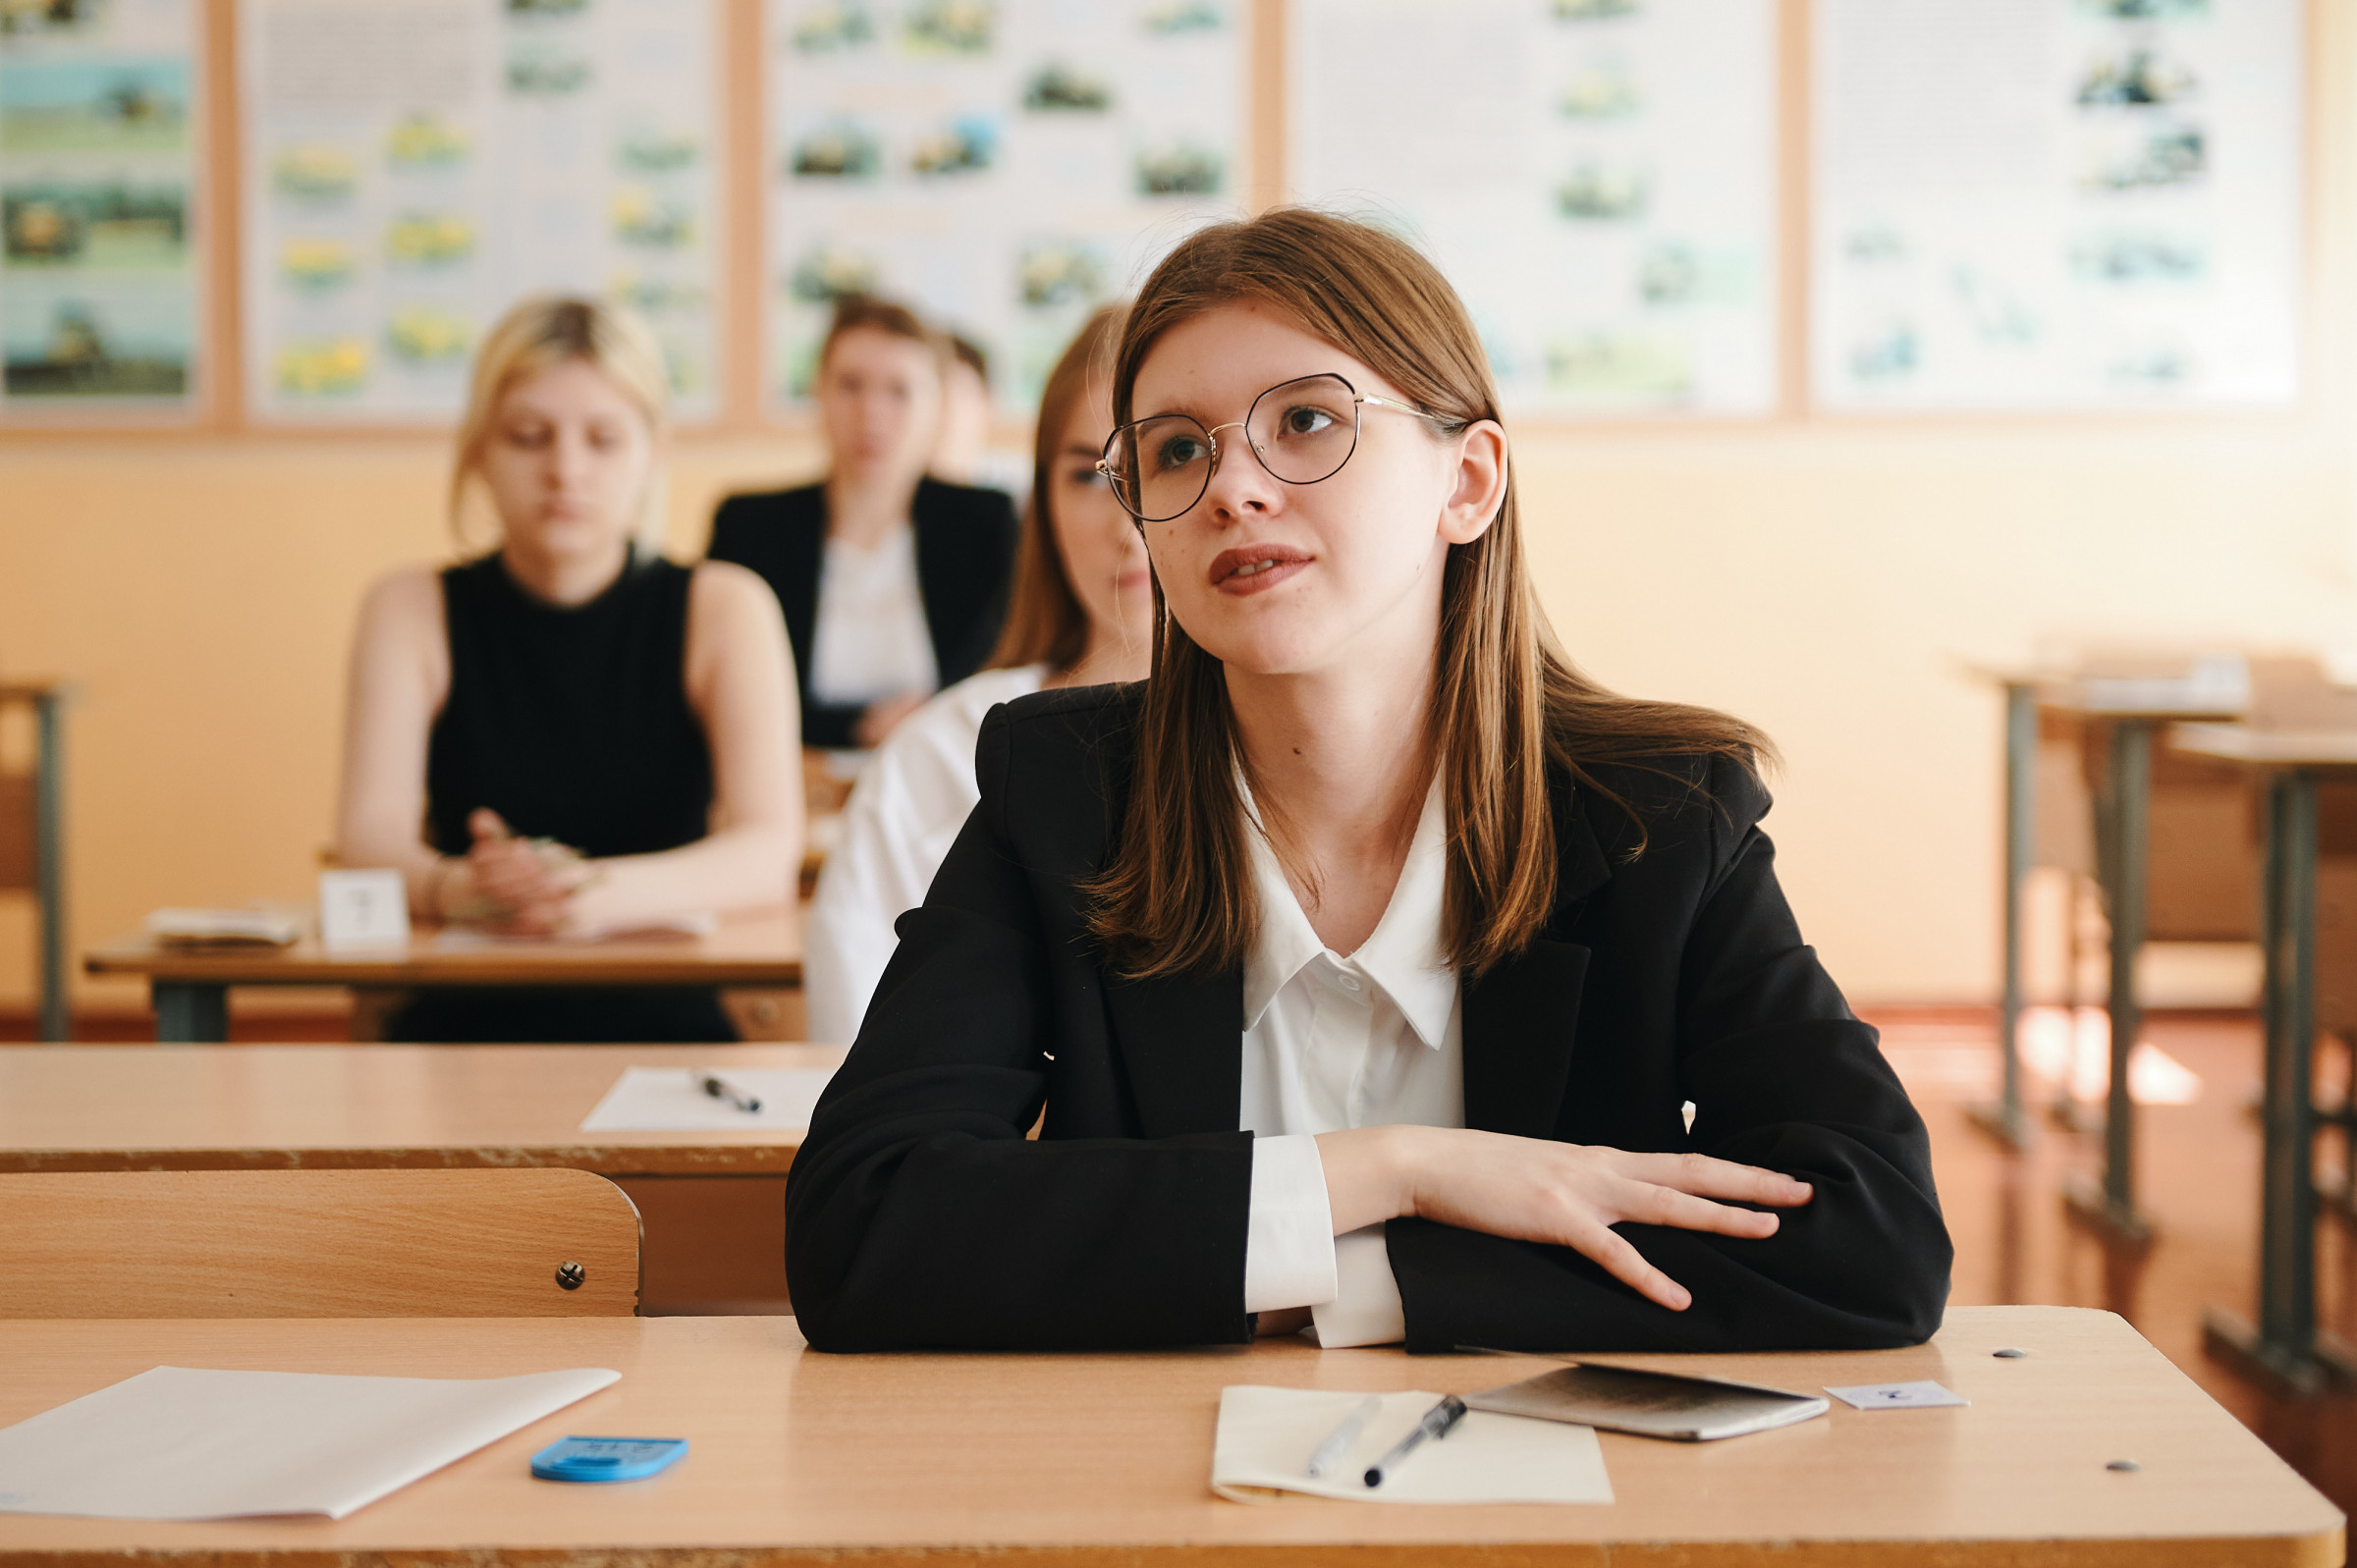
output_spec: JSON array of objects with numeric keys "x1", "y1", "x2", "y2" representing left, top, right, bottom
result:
[
  {"x1": 0, "y1": 773, "x2": 31, "y2": 891},
  {"x1": 1, "y1": 1167, "x2": 641, "y2": 1318}
]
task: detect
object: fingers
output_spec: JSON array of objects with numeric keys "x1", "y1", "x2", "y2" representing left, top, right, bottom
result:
[
  {"x1": 468, "y1": 808, "x2": 511, "y2": 843},
  {"x1": 1569, "y1": 1221, "x2": 1691, "y2": 1312},
  {"x1": 1622, "y1": 1150, "x2": 1813, "y2": 1207},
  {"x1": 1616, "y1": 1178, "x2": 1781, "y2": 1239}
]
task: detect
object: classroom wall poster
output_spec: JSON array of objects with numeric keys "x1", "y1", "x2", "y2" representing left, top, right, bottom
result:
[
  {"x1": 241, "y1": 0, "x2": 725, "y2": 425},
  {"x1": 1812, "y1": 0, "x2": 2304, "y2": 411},
  {"x1": 0, "y1": 0, "x2": 203, "y2": 419},
  {"x1": 1287, "y1": 0, "x2": 1781, "y2": 418},
  {"x1": 764, "y1": 0, "x2": 1250, "y2": 410}
]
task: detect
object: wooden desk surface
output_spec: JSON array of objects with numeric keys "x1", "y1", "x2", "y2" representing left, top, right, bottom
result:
[
  {"x1": 0, "y1": 1308, "x2": 2335, "y2": 1567},
  {"x1": 2174, "y1": 723, "x2": 2357, "y2": 770},
  {"x1": 82, "y1": 909, "x2": 801, "y2": 988},
  {"x1": 0, "y1": 1044, "x2": 846, "y2": 1175}
]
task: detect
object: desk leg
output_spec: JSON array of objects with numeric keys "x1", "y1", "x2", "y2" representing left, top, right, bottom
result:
[
  {"x1": 2206, "y1": 772, "x2": 2356, "y2": 1394},
  {"x1": 1971, "y1": 681, "x2": 2036, "y2": 1150},
  {"x1": 32, "y1": 691, "x2": 66, "y2": 1043},
  {"x1": 152, "y1": 982, "x2": 228, "y2": 1043},
  {"x1": 2065, "y1": 718, "x2": 2155, "y2": 1247}
]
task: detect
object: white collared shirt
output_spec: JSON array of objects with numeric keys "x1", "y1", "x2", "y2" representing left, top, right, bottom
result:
[{"x1": 1237, "y1": 777, "x2": 1463, "y2": 1347}]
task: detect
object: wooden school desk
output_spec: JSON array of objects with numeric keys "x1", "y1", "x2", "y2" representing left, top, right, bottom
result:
[
  {"x1": 2171, "y1": 724, "x2": 2357, "y2": 1397},
  {"x1": 1972, "y1": 667, "x2": 2245, "y2": 1253},
  {"x1": 0, "y1": 1307, "x2": 2336, "y2": 1567},
  {"x1": 82, "y1": 910, "x2": 802, "y2": 1043},
  {"x1": 0, "y1": 1042, "x2": 847, "y2": 1313}
]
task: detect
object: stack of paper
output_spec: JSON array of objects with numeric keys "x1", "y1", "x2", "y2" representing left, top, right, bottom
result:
[
  {"x1": 0, "y1": 1365, "x2": 617, "y2": 1520},
  {"x1": 144, "y1": 908, "x2": 304, "y2": 947}
]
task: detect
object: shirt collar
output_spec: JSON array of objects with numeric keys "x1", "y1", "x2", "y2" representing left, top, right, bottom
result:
[{"x1": 1238, "y1": 775, "x2": 1457, "y2": 1050}]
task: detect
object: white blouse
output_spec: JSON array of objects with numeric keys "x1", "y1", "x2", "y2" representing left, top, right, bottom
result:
[
  {"x1": 1236, "y1": 779, "x2": 1462, "y2": 1348},
  {"x1": 804, "y1": 664, "x2": 1049, "y2": 1044},
  {"x1": 806, "y1": 522, "x2": 940, "y2": 709}
]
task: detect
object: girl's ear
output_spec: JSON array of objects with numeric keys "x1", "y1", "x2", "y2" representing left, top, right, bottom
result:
[{"x1": 1437, "y1": 420, "x2": 1508, "y2": 546}]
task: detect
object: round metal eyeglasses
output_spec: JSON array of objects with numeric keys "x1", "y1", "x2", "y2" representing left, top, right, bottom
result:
[{"x1": 1095, "y1": 372, "x2": 1444, "y2": 524}]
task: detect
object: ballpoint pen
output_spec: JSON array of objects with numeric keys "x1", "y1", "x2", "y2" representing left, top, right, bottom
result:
[
  {"x1": 1364, "y1": 1394, "x2": 1466, "y2": 1487},
  {"x1": 693, "y1": 1070, "x2": 762, "y2": 1112},
  {"x1": 1304, "y1": 1395, "x2": 1383, "y2": 1479}
]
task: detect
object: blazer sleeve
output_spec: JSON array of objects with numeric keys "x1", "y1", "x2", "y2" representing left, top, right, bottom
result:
[
  {"x1": 783, "y1": 705, "x2": 1257, "y2": 1351},
  {"x1": 1388, "y1": 757, "x2": 1952, "y2": 1354}
]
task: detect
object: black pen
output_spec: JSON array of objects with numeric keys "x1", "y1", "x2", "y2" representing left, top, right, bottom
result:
[
  {"x1": 1363, "y1": 1394, "x2": 1466, "y2": 1487},
  {"x1": 694, "y1": 1070, "x2": 762, "y2": 1112}
]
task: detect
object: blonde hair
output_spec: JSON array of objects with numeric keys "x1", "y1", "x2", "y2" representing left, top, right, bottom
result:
[
  {"x1": 450, "y1": 296, "x2": 672, "y2": 548},
  {"x1": 1085, "y1": 209, "x2": 1772, "y2": 981}
]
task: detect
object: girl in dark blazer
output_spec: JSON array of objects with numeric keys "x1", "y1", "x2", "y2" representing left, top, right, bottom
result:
[
  {"x1": 784, "y1": 211, "x2": 1951, "y2": 1354},
  {"x1": 708, "y1": 296, "x2": 1018, "y2": 749}
]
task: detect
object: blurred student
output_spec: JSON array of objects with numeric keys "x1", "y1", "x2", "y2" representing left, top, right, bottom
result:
[
  {"x1": 784, "y1": 210, "x2": 1949, "y2": 1354},
  {"x1": 335, "y1": 297, "x2": 803, "y2": 1042},
  {"x1": 709, "y1": 297, "x2": 1019, "y2": 751},
  {"x1": 930, "y1": 333, "x2": 1031, "y2": 500},
  {"x1": 805, "y1": 306, "x2": 1148, "y2": 1044}
]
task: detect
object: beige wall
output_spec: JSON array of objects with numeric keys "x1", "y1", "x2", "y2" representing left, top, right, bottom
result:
[{"x1": 5, "y1": 7, "x2": 2354, "y2": 1012}]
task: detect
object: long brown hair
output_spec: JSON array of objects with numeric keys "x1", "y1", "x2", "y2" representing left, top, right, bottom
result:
[
  {"x1": 987, "y1": 303, "x2": 1125, "y2": 673},
  {"x1": 1085, "y1": 208, "x2": 1772, "y2": 981}
]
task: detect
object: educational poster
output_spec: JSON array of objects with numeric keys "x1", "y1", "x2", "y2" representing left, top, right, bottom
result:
[
  {"x1": 1812, "y1": 0, "x2": 2303, "y2": 410},
  {"x1": 0, "y1": 0, "x2": 202, "y2": 418},
  {"x1": 241, "y1": 0, "x2": 724, "y2": 424},
  {"x1": 764, "y1": 0, "x2": 1249, "y2": 409},
  {"x1": 1288, "y1": 0, "x2": 1780, "y2": 418}
]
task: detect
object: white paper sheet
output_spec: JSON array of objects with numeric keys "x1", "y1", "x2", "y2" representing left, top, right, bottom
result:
[
  {"x1": 1211, "y1": 1386, "x2": 1613, "y2": 1506},
  {"x1": 578, "y1": 1065, "x2": 835, "y2": 1132},
  {"x1": 0, "y1": 1365, "x2": 618, "y2": 1521}
]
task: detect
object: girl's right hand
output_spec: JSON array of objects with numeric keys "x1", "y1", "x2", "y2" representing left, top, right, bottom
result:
[{"x1": 1312, "y1": 1124, "x2": 1813, "y2": 1313}]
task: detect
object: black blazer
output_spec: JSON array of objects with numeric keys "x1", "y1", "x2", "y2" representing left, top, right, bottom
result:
[
  {"x1": 784, "y1": 685, "x2": 1951, "y2": 1354},
  {"x1": 707, "y1": 478, "x2": 1019, "y2": 747}
]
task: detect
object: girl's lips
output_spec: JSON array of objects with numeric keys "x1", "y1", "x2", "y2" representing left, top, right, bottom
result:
[{"x1": 1209, "y1": 545, "x2": 1312, "y2": 596}]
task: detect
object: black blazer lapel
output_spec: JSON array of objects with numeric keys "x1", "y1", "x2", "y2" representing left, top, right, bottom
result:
[
  {"x1": 777, "y1": 500, "x2": 826, "y2": 682},
  {"x1": 1102, "y1": 967, "x2": 1245, "y2": 1138}
]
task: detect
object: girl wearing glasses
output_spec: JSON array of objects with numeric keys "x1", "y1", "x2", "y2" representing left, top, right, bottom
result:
[{"x1": 785, "y1": 210, "x2": 1949, "y2": 1352}]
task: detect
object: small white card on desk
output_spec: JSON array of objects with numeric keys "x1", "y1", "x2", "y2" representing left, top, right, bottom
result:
[
  {"x1": 578, "y1": 1065, "x2": 835, "y2": 1132},
  {"x1": 1824, "y1": 1379, "x2": 1969, "y2": 1410},
  {"x1": 1211, "y1": 1386, "x2": 1613, "y2": 1505},
  {"x1": 317, "y1": 870, "x2": 410, "y2": 950},
  {"x1": 0, "y1": 1364, "x2": 616, "y2": 1520}
]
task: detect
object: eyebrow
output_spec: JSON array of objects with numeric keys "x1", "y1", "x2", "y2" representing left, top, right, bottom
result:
[{"x1": 1061, "y1": 442, "x2": 1100, "y2": 458}]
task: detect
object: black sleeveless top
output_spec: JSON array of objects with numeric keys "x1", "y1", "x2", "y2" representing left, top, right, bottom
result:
[
  {"x1": 426, "y1": 550, "x2": 713, "y2": 856},
  {"x1": 392, "y1": 550, "x2": 737, "y2": 1045}
]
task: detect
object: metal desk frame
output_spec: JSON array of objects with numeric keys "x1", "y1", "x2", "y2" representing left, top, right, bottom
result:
[{"x1": 1980, "y1": 680, "x2": 2237, "y2": 1248}]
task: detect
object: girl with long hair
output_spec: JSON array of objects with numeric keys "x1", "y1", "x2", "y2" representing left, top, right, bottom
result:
[{"x1": 784, "y1": 212, "x2": 1948, "y2": 1351}]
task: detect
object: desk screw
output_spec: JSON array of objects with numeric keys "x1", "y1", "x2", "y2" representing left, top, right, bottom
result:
[
  {"x1": 556, "y1": 1261, "x2": 586, "y2": 1290},
  {"x1": 2107, "y1": 1459, "x2": 2140, "y2": 1473},
  {"x1": 1993, "y1": 1348, "x2": 2028, "y2": 1359}
]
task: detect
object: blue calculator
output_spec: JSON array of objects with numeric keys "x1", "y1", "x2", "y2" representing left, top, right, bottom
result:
[{"x1": 530, "y1": 1436, "x2": 688, "y2": 1483}]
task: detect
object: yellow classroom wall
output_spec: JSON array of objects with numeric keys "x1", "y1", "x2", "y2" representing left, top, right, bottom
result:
[{"x1": 3, "y1": 4, "x2": 2355, "y2": 1012}]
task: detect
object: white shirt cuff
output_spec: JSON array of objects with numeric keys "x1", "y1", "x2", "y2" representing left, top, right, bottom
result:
[
  {"x1": 1242, "y1": 1133, "x2": 1338, "y2": 1314},
  {"x1": 1310, "y1": 1226, "x2": 1407, "y2": 1347}
]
